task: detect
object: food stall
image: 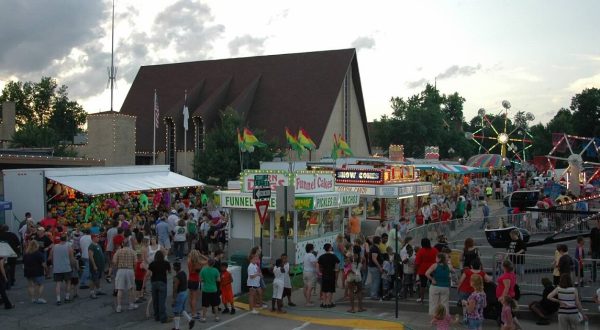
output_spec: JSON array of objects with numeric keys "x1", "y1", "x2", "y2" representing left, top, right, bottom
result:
[
  {"x1": 215, "y1": 169, "x2": 360, "y2": 265},
  {"x1": 3, "y1": 165, "x2": 204, "y2": 231},
  {"x1": 333, "y1": 164, "x2": 433, "y2": 233}
]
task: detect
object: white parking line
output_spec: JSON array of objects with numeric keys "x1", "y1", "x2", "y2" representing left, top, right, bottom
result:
[
  {"x1": 205, "y1": 312, "x2": 251, "y2": 330},
  {"x1": 292, "y1": 322, "x2": 311, "y2": 330}
]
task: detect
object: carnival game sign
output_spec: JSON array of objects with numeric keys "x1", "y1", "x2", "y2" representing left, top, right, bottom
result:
[
  {"x1": 242, "y1": 170, "x2": 289, "y2": 192},
  {"x1": 335, "y1": 169, "x2": 384, "y2": 185},
  {"x1": 294, "y1": 172, "x2": 335, "y2": 193}
]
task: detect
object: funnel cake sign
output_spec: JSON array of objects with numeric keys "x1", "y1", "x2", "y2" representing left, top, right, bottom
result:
[{"x1": 294, "y1": 172, "x2": 335, "y2": 193}]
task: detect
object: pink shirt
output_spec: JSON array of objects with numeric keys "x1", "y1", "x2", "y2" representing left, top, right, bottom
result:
[{"x1": 431, "y1": 315, "x2": 452, "y2": 330}]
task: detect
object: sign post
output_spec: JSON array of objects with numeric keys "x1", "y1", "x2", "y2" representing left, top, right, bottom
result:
[{"x1": 253, "y1": 175, "x2": 270, "y2": 262}]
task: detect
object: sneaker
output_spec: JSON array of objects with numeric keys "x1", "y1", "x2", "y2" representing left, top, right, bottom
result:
[
  {"x1": 250, "y1": 309, "x2": 259, "y2": 314},
  {"x1": 416, "y1": 298, "x2": 423, "y2": 303},
  {"x1": 261, "y1": 303, "x2": 268, "y2": 308},
  {"x1": 200, "y1": 318, "x2": 206, "y2": 323},
  {"x1": 188, "y1": 319, "x2": 195, "y2": 329},
  {"x1": 215, "y1": 316, "x2": 220, "y2": 322},
  {"x1": 128, "y1": 303, "x2": 139, "y2": 310},
  {"x1": 56, "y1": 301, "x2": 62, "y2": 306},
  {"x1": 134, "y1": 298, "x2": 143, "y2": 304},
  {"x1": 79, "y1": 285, "x2": 90, "y2": 290},
  {"x1": 230, "y1": 308, "x2": 235, "y2": 315},
  {"x1": 288, "y1": 302, "x2": 296, "y2": 307},
  {"x1": 193, "y1": 314, "x2": 201, "y2": 320},
  {"x1": 64, "y1": 298, "x2": 72, "y2": 303},
  {"x1": 222, "y1": 307, "x2": 230, "y2": 313},
  {"x1": 96, "y1": 291, "x2": 107, "y2": 296},
  {"x1": 106, "y1": 277, "x2": 112, "y2": 284},
  {"x1": 90, "y1": 294, "x2": 98, "y2": 299},
  {"x1": 36, "y1": 298, "x2": 47, "y2": 304},
  {"x1": 116, "y1": 305, "x2": 122, "y2": 313}
]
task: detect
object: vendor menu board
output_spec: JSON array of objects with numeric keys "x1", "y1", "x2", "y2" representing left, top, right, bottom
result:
[{"x1": 335, "y1": 169, "x2": 384, "y2": 184}]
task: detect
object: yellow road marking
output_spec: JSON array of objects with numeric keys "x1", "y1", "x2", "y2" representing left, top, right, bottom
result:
[{"x1": 234, "y1": 302, "x2": 405, "y2": 330}]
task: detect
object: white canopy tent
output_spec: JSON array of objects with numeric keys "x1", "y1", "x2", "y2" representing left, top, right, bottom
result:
[{"x1": 45, "y1": 165, "x2": 204, "y2": 196}]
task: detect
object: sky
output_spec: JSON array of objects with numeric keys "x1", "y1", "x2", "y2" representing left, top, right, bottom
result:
[{"x1": 1, "y1": 0, "x2": 599, "y2": 125}]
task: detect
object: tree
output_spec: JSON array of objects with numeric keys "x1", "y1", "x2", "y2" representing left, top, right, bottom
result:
[
  {"x1": 193, "y1": 108, "x2": 274, "y2": 186},
  {"x1": 443, "y1": 92, "x2": 466, "y2": 131},
  {"x1": 570, "y1": 87, "x2": 600, "y2": 137},
  {"x1": 0, "y1": 77, "x2": 87, "y2": 152}
]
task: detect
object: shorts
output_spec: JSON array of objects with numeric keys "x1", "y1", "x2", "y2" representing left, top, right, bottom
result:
[
  {"x1": 135, "y1": 279, "x2": 144, "y2": 291},
  {"x1": 272, "y1": 281, "x2": 284, "y2": 300},
  {"x1": 91, "y1": 268, "x2": 104, "y2": 282},
  {"x1": 321, "y1": 277, "x2": 336, "y2": 293},
  {"x1": 187, "y1": 233, "x2": 197, "y2": 241},
  {"x1": 53, "y1": 272, "x2": 72, "y2": 282},
  {"x1": 159, "y1": 237, "x2": 171, "y2": 249},
  {"x1": 70, "y1": 276, "x2": 79, "y2": 286},
  {"x1": 201, "y1": 291, "x2": 220, "y2": 307},
  {"x1": 27, "y1": 276, "x2": 45, "y2": 285},
  {"x1": 173, "y1": 291, "x2": 188, "y2": 314},
  {"x1": 466, "y1": 318, "x2": 483, "y2": 329},
  {"x1": 187, "y1": 281, "x2": 199, "y2": 291},
  {"x1": 282, "y1": 287, "x2": 292, "y2": 298},
  {"x1": 419, "y1": 274, "x2": 429, "y2": 288},
  {"x1": 114, "y1": 269, "x2": 135, "y2": 291},
  {"x1": 303, "y1": 271, "x2": 317, "y2": 288}
]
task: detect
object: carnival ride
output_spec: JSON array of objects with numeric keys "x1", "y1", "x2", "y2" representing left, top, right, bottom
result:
[
  {"x1": 545, "y1": 133, "x2": 600, "y2": 196},
  {"x1": 465, "y1": 100, "x2": 534, "y2": 164}
]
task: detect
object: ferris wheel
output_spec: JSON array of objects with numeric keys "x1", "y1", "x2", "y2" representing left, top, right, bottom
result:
[{"x1": 465, "y1": 100, "x2": 534, "y2": 163}]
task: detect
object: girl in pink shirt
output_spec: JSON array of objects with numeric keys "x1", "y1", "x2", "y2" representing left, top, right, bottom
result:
[{"x1": 430, "y1": 304, "x2": 459, "y2": 330}]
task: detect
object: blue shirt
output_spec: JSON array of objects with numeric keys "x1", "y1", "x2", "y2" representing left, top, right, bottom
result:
[
  {"x1": 482, "y1": 205, "x2": 490, "y2": 217},
  {"x1": 156, "y1": 220, "x2": 170, "y2": 240}
]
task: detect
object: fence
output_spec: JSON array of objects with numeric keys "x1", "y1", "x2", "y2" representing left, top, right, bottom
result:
[{"x1": 492, "y1": 252, "x2": 600, "y2": 301}]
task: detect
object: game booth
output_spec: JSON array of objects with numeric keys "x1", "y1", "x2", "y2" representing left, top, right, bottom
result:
[
  {"x1": 3, "y1": 165, "x2": 205, "y2": 232},
  {"x1": 215, "y1": 169, "x2": 360, "y2": 265},
  {"x1": 332, "y1": 164, "x2": 433, "y2": 234}
]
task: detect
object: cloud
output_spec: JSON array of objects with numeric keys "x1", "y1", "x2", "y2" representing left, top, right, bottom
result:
[
  {"x1": 0, "y1": 0, "x2": 106, "y2": 74},
  {"x1": 567, "y1": 73, "x2": 600, "y2": 93},
  {"x1": 436, "y1": 64, "x2": 482, "y2": 80},
  {"x1": 0, "y1": 0, "x2": 226, "y2": 104},
  {"x1": 351, "y1": 36, "x2": 376, "y2": 50},
  {"x1": 228, "y1": 35, "x2": 268, "y2": 57},
  {"x1": 406, "y1": 78, "x2": 428, "y2": 89}
]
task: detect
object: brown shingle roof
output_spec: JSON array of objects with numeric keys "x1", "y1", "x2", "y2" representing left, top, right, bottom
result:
[{"x1": 120, "y1": 48, "x2": 370, "y2": 153}]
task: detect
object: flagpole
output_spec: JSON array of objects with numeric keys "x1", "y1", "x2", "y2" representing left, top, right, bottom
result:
[
  {"x1": 184, "y1": 90, "x2": 187, "y2": 171},
  {"x1": 153, "y1": 89, "x2": 156, "y2": 165}
]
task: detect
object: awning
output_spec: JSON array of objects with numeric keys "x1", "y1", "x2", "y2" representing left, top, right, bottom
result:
[
  {"x1": 45, "y1": 165, "x2": 204, "y2": 195},
  {"x1": 414, "y1": 163, "x2": 487, "y2": 174},
  {"x1": 466, "y1": 154, "x2": 510, "y2": 169}
]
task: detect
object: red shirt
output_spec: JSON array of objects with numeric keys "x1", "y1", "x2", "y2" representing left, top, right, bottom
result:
[
  {"x1": 188, "y1": 263, "x2": 200, "y2": 282},
  {"x1": 441, "y1": 211, "x2": 451, "y2": 222},
  {"x1": 40, "y1": 217, "x2": 57, "y2": 230},
  {"x1": 415, "y1": 247, "x2": 438, "y2": 275},
  {"x1": 134, "y1": 261, "x2": 146, "y2": 280}
]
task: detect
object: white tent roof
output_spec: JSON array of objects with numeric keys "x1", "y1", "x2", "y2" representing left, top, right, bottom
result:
[{"x1": 45, "y1": 165, "x2": 204, "y2": 195}]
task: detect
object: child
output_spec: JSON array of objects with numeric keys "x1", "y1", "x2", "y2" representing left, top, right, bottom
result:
[
  {"x1": 575, "y1": 237, "x2": 585, "y2": 287},
  {"x1": 430, "y1": 304, "x2": 459, "y2": 330},
  {"x1": 172, "y1": 262, "x2": 195, "y2": 330},
  {"x1": 401, "y1": 245, "x2": 416, "y2": 299},
  {"x1": 219, "y1": 262, "x2": 235, "y2": 314},
  {"x1": 247, "y1": 254, "x2": 262, "y2": 314},
  {"x1": 500, "y1": 296, "x2": 517, "y2": 330},
  {"x1": 271, "y1": 258, "x2": 286, "y2": 313},
  {"x1": 382, "y1": 250, "x2": 394, "y2": 300},
  {"x1": 134, "y1": 253, "x2": 146, "y2": 303},
  {"x1": 281, "y1": 254, "x2": 295, "y2": 307}
]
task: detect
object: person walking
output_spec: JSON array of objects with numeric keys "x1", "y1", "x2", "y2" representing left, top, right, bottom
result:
[
  {"x1": 148, "y1": 250, "x2": 171, "y2": 323},
  {"x1": 547, "y1": 274, "x2": 588, "y2": 329},
  {"x1": 173, "y1": 220, "x2": 187, "y2": 261},
  {"x1": 49, "y1": 234, "x2": 75, "y2": 305},
  {"x1": 462, "y1": 274, "x2": 486, "y2": 330},
  {"x1": 368, "y1": 236, "x2": 384, "y2": 300},
  {"x1": 112, "y1": 239, "x2": 138, "y2": 313},
  {"x1": 0, "y1": 256, "x2": 14, "y2": 309},
  {"x1": 415, "y1": 238, "x2": 437, "y2": 304},
  {"x1": 0, "y1": 225, "x2": 20, "y2": 289},
  {"x1": 425, "y1": 253, "x2": 452, "y2": 316},
  {"x1": 78, "y1": 229, "x2": 92, "y2": 289},
  {"x1": 200, "y1": 258, "x2": 221, "y2": 322},
  {"x1": 481, "y1": 202, "x2": 490, "y2": 229},
  {"x1": 23, "y1": 240, "x2": 47, "y2": 304},
  {"x1": 88, "y1": 234, "x2": 106, "y2": 299}
]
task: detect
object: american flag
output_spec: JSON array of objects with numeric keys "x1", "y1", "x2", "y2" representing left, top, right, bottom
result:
[{"x1": 153, "y1": 89, "x2": 159, "y2": 128}]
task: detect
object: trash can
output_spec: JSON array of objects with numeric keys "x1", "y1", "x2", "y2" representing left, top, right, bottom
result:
[{"x1": 229, "y1": 253, "x2": 249, "y2": 293}]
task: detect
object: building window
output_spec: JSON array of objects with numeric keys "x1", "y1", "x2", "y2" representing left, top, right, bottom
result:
[
  {"x1": 193, "y1": 117, "x2": 205, "y2": 154},
  {"x1": 165, "y1": 118, "x2": 176, "y2": 171}
]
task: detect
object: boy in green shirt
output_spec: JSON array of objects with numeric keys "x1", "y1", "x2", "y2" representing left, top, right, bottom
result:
[{"x1": 200, "y1": 259, "x2": 221, "y2": 322}]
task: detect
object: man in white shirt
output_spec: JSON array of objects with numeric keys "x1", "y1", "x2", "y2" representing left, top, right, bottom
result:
[
  {"x1": 374, "y1": 221, "x2": 389, "y2": 238},
  {"x1": 167, "y1": 209, "x2": 179, "y2": 233},
  {"x1": 247, "y1": 254, "x2": 262, "y2": 314},
  {"x1": 79, "y1": 230, "x2": 93, "y2": 288},
  {"x1": 302, "y1": 243, "x2": 318, "y2": 307},
  {"x1": 188, "y1": 207, "x2": 200, "y2": 221}
]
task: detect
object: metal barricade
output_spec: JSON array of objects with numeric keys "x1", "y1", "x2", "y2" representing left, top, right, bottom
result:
[{"x1": 492, "y1": 252, "x2": 600, "y2": 301}]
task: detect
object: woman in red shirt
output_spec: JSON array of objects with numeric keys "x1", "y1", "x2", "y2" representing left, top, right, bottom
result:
[
  {"x1": 415, "y1": 238, "x2": 438, "y2": 303},
  {"x1": 187, "y1": 249, "x2": 207, "y2": 319}
]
